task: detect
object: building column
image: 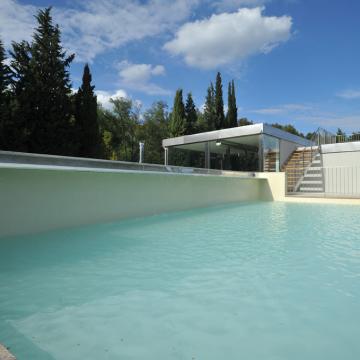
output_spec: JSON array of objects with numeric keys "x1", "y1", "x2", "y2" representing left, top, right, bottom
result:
[
  {"x1": 164, "y1": 147, "x2": 168, "y2": 166},
  {"x1": 204, "y1": 142, "x2": 210, "y2": 169},
  {"x1": 258, "y1": 134, "x2": 264, "y2": 172}
]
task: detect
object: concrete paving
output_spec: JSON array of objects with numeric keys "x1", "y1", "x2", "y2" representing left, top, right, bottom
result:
[{"x1": 0, "y1": 344, "x2": 16, "y2": 360}]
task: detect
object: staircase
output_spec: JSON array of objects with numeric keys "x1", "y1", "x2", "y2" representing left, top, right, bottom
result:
[
  {"x1": 282, "y1": 146, "x2": 324, "y2": 193},
  {"x1": 297, "y1": 152, "x2": 324, "y2": 192},
  {"x1": 264, "y1": 151, "x2": 278, "y2": 172}
]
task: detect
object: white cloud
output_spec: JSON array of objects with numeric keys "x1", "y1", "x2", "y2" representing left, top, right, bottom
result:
[
  {"x1": 336, "y1": 89, "x2": 360, "y2": 100},
  {"x1": 96, "y1": 89, "x2": 128, "y2": 110},
  {"x1": 249, "y1": 103, "x2": 360, "y2": 132},
  {"x1": 211, "y1": 0, "x2": 269, "y2": 12},
  {"x1": 118, "y1": 61, "x2": 170, "y2": 96},
  {"x1": 0, "y1": 0, "x2": 35, "y2": 47},
  {"x1": 0, "y1": 0, "x2": 199, "y2": 61},
  {"x1": 65, "y1": 0, "x2": 200, "y2": 62},
  {"x1": 299, "y1": 114, "x2": 360, "y2": 132},
  {"x1": 251, "y1": 103, "x2": 311, "y2": 115},
  {"x1": 164, "y1": 7, "x2": 292, "y2": 69}
]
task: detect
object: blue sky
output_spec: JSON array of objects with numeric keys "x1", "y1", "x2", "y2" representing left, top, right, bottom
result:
[{"x1": 1, "y1": 0, "x2": 360, "y2": 133}]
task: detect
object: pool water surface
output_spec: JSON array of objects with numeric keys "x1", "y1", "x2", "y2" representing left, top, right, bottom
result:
[{"x1": 0, "y1": 202, "x2": 360, "y2": 359}]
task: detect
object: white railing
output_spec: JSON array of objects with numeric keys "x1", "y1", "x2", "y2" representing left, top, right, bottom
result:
[
  {"x1": 309, "y1": 128, "x2": 360, "y2": 145},
  {"x1": 323, "y1": 166, "x2": 360, "y2": 197},
  {"x1": 333, "y1": 133, "x2": 360, "y2": 144}
]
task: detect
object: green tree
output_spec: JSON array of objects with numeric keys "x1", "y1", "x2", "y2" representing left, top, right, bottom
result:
[
  {"x1": 13, "y1": 7, "x2": 75, "y2": 155},
  {"x1": 75, "y1": 64, "x2": 100, "y2": 158},
  {"x1": 271, "y1": 123, "x2": 304, "y2": 138},
  {"x1": 0, "y1": 38, "x2": 14, "y2": 150},
  {"x1": 137, "y1": 101, "x2": 169, "y2": 164},
  {"x1": 226, "y1": 80, "x2": 238, "y2": 128},
  {"x1": 195, "y1": 110, "x2": 207, "y2": 133},
  {"x1": 184, "y1": 92, "x2": 197, "y2": 135},
  {"x1": 98, "y1": 97, "x2": 140, "y2": 161},
  {"x1": 214, "y1": 72, "x2": 225, "y2": 129},
  {"x1": 7, "y1": 40, "x2": 32, "y2": 151},
  {"x1": 169, "y1": 89, "x2": 185, "y2": 137},
  {"x1": 238, "y1": 118, "x2": 253, "y2": 126},
  {"x1": 203, "y1": 82, "x2": 216, "y2": 131}
]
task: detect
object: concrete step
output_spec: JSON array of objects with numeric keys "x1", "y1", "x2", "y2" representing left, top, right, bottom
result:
[
  {"x1": 303, "y1": 173, "x2": 322, "y2": 178},
  {"x1": 300, "y1": 180, "x2": 323, "y2": 184},
  {"x1": 299, "y1": 188, "x2": 324, "y2": 192}
]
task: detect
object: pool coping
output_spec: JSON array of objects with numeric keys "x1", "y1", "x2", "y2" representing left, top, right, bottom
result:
[
  {"x1": 0, "y1": 162, "x2": 262, "y2": 180},
  {"x1": 283, "y1": 195, "x2": 360, "y2": 205},
  {"x1": 0, "y1": 344, "x2": 16, "y2": 360},
  {"x1": 0, "y1": 150, "x2": 258, "y2": 179}
]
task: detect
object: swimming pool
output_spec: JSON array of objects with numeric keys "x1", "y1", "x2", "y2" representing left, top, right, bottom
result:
[{"x1": 1, "y1": 202, "x2": 359, "y2": 359}]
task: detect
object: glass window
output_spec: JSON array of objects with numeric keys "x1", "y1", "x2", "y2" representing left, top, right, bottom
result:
[
  {"x1": 209, "y1": 140, "x2": 259, "y2": 171},
  {"x1": 167, "y1": 144, "x2": 206, "y2": 168},
  {"x1": 262, "y1": 135, "x2": 280, "y2": 172}
]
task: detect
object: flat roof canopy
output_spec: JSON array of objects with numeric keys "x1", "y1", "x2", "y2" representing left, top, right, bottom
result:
[
  {"x1": 173, "y1": 134, "x2": 260, "y2": 155},
  {"x1": 162, "y1": 123, "x2": 312, "y2": 149}
]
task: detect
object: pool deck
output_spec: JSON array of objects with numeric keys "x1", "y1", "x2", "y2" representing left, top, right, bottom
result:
[
  {"x1": 0, "y1": 344, "x2": 16, "y2": 360},
  {"x1": 284, "y1": 194, "x2": 360, "y2": 205}
]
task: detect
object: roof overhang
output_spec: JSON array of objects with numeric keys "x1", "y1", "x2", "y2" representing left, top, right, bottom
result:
[{"x1": 162, "y1": 123, "x2": 312, "y2": 148}]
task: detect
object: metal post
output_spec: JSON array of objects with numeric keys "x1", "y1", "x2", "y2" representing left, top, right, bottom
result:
[
  {"x1": 204, "y1": 142, "x2": 210, "y2": 169},
  {"x1": 164, "y1": 147, "x2": 168, "y2": 166},
  {"x1": 139, "y1": 141, "x2": 144, "y2": 164},
  {"x1": 258, "y1": 134, "x2": 263, "y2": 172}
]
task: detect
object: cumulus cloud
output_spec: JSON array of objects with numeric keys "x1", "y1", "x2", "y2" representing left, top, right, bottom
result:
[
  {"x1": 299, "y1": 114, "x2": 360, "y2": 132},
  {"x1": 96, "y1": 89, "x2": 128, "y2": 110},
  {"x1": 0, "y1": 0, "x2": 199, "y2": 62},
  {"x1": 57, "y1": 0, "x2": 201, "y2": 62},
  {"x1": 249, "y1": 103, "x2": 360, "y2": 132},
  {"x1": 0, "y1": 0, "x2": 35, "y2": 47},
  {"x1": 211, "y1": 0, "x2": 270, "y2": 12},
  {"x1": 118, "y1": 61, "x2": 170, "y2": 96},
  {"x1": 251, "y1": 103, "x2": 312, "y2": 115},
  {"x1": 164, "y1": 7, "x2": 292, "y2": 69},
  {"x1": 336, "y1": 89, "x2": 360, "y2": 100}
]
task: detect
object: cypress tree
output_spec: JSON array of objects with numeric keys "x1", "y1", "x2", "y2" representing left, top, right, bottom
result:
[
  {"x1": 0, "y1": 39, "x2": 11, "y2": 103},
  {"x1": 226, "y1": 80, "x2": 238, "y2": 128},
  {"x1": 214, "y1": 72, "x2": 225, "y2": 129},
  {"x1": 225, "y1": 82, "x2": 232, "y2": 129},
  {"x1": 184, "y1": 92, "x2": 197, "y2": 135},
  {"x1": 0, "y1": 39, "x2": 13, "y2": 149},
  {"x1": 203, "y1": 82, "x2": 216, "y2": 131},
  {"x1": 169, "y1": 89, "x2": 185, "y2": 137},
  {"x1": 231, "y1": 80, "x2": 238, "y2": 126},
  {"x1": 75, "y1": 64, "x2": 100, "y2": 158},
  {"x1": 23, "y1": 7, "x2": 75, "y2": 155},
  {"x1": 8, "y1": 41, "x2": 34, "y2": 151}
]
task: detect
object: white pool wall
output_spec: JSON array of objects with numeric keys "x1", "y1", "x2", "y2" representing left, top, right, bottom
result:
[{"x1": 0, "y1": 165, "x2": 276, "y2": 238}]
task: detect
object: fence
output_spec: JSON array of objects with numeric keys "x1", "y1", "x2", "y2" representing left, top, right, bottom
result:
[
  {"x1": 323, "y1": 166, "x2": 360, "y2": 197},
  {"x1": 334, "y1": 133, "x2": 360, "y2": 144},
  {"x1": 310, "y1": 128, "x2": 360, "y2": 145}
]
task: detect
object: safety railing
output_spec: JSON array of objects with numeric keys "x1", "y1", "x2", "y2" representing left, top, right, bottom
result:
[
  {"x1": 311, "y1": 128, "x2": 360, "y2": 144},
  {"x1": 334, "y1": 133, "x2": 360, "y2": 144},
  {"x1": 310, "y1": 127, "x2": 336, "y2": 145}
]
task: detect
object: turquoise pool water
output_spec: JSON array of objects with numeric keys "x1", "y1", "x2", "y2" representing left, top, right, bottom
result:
[{"x1": 1, "y1": 202, "x2": 360, "y2": 359}]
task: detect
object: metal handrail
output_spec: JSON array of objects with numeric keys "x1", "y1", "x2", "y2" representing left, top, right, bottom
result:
[{"x1": 334, "y1": 133, "x2": 360, "y2": 143}]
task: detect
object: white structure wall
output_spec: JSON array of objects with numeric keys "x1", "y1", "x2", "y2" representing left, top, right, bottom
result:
[{"x1": 321, "y1": 142, "x2": 360, "y2": 196}]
